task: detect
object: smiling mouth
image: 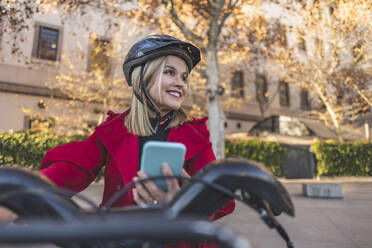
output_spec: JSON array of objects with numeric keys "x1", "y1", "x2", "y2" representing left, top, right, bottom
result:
[{"x1": 167, "y1": 91, "x2": 182, "y2": 98}]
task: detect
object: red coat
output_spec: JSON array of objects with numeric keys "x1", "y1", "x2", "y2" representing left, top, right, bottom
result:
[{"x1": 40, "y1": 111, "x2": 234, "y2": 221}]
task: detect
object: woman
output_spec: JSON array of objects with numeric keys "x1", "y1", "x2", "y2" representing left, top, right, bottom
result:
[{"x1": 40, "y1": 35, "x2": 234, "y2": 221}]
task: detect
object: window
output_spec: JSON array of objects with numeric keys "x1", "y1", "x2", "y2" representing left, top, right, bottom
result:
[
  {"x1": 329, "y1": 2, "x2": 338, "y2": 16},
  {"x1": 300, "y1": 88, "x2": 311, "y2": 110},
  {"x1": 88, "y1": 37, "x2": 111, "y2": 76},
  {"x1": 297, "y1": 29, "x2": 306, "y2": 51},
  {"x1": 298, "y1": 37, "x2": 306, "y2": 51},
  {"x1": 0, "y1": 18, "x2": 4, "y2": 55},
  {"x1": 278, "y1": 24, "x2": 287, "y2": 48},
  {"x1": 315, "y1": 38, "x2": 323, "y2": 57},
  {"x1": 255, "y1": 74, "x2": 268, "y2": 104},
  {"x1": 279, "y1": 81, "x2": 290, "y2": 107},
  {"x1": 32, "y1": 24, "x2": 62, "y2": 61},
  {"x1": 352, "y1": 42, "x2": 363, "y2": 63},
  {"x1": 231, "y1": 70, "x2": 244, "y2": 98},
  {"x1": 264, "y1": 22, "x2": 287, "y2": 48},
  {"x1": 336, "y1": 87, "x2": 345, "y2": 106}
]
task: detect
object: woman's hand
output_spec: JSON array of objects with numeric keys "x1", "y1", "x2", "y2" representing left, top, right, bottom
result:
[
  {"x1": 132, "y1": 164, "x2": 190, "y2": 205},
  {"x1": 0, "y1": 207, "x2": 17, "y2": 222}
]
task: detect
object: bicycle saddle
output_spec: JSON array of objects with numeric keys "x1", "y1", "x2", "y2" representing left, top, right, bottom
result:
[{"x1": 167, "y1": 157, "x2": 294, "y2": 218}]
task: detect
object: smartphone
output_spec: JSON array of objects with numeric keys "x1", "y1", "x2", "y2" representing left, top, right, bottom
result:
[{"x1": 140, "y1": 141, "x2": 186, "y2": 192}]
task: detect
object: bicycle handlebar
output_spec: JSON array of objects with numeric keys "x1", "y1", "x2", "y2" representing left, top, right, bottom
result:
[
  {"x1": 0, "y1": 157, "x2": 295, "y2": 247},
  {"x1": 0, "y1": 216, "x2": 251, "y2": 248}
]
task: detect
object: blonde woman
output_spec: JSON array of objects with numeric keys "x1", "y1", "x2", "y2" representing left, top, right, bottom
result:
[{"x1": 40, "y1": 35, "x2": 234, "y2": 238}]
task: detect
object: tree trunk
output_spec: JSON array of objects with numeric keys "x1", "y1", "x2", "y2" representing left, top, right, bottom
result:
[
  {"x1": 98, "y1": 98, "x2": 107, "y2": 125},
  {"x1": 205, "y1": 43, "x2": 225, "y2": 159},
  {"x1": 314, "y1": 83, "x2": 344, "y2": 142}
]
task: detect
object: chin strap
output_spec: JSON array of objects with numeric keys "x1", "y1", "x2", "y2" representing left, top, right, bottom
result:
[
  {"x1": 132, "y1": 64, "x2": 175, "y2": 133},
  {"x1": 133, "y1": 64, "x2": 159, "y2": 114}
]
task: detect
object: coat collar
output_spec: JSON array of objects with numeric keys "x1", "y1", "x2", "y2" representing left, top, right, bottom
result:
[
  {"x1": 95, "y1": 111, "x2": 210, "y2": 184},
  {"x1": 168, "y1": 117, "x2": 210, "y2": 161}
]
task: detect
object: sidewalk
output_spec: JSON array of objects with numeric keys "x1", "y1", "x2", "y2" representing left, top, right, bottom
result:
[
  {"x1": 217, "y1": 177, "x2": 372, "y2": 248},
  {"x1": 74, "y1": 177, "x2": 372, "y2": 248}
]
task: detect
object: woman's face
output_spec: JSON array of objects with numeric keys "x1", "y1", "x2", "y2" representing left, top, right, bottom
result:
[{"x1": 148, "y1": 55, "x2": 189, "y2": 115}]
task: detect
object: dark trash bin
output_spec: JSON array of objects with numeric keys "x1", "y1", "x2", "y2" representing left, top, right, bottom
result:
[{"x1": 282, "y1": 145, "x2": 315, "y2": 179}]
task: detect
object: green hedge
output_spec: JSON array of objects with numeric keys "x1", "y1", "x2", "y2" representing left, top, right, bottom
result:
[
  {"x1": 0, "y1": 131, "x2": 85, "y2": 170},
  {"x1": 312, "y1": 141, "x2": 372, "y2": 176},
  {"x1": 3, "y1": 132, "x2": 371, "y2": 178},
  {"x1": 225, "y1": 139, "x2": 286, "y2": 176},
  {"x1": 1, "y1": 132, "x2": 287, "y2": 177}
]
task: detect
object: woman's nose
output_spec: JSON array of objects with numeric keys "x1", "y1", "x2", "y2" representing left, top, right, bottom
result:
[{"x1": 174, "y1": 76, "x2": 186, "y2": 87}]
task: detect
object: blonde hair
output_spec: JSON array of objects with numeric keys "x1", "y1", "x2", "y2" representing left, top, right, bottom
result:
[{"x1": 125, "y1": 56, "x2": 191, "y2": 136}]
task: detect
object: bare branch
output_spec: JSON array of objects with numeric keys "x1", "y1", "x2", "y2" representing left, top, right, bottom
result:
[
  {"x1": 207, "y1": 0, "x2": 225, "y2": 41},
  {"x1": 227, "y1": 0, "x2": 239, "y2": 9},
  {"x1": 217, "y1": 11, "x2": 232, "y2": 37},
  {"x1": 353, "y1": 84, "x2": 372, "y2": 109},
  {"x1": 164, "y1": 0, "x2": 203, "y2": 44},
  {"x1": 195, "y1": 5, "x2": 211, "y2": 20}
]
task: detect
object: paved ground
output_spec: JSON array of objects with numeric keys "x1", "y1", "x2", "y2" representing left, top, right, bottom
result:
[
  {"x1": 1, "y1": 178, "x2": 372, "y2": 248},
  {"x1": 218, "y1": 178, "x2": 372, "y2": 248},
  {"x1": 75, "y1": 178, "x2": 372, "y2": 248}
]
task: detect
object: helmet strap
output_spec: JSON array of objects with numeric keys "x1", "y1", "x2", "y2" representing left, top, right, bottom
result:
[
  {"x1": 140, "y1": 64, "x2": 158, "y2": 113},
  {"x1": 133, "y1": 88, "x2": 144, "y2": 104},
  {"x1": 133, "y1": 65, "x2": 178, "y2": 132},
  {"x1": 133, "y1": 64, "x2": 162, "y2": 117}
]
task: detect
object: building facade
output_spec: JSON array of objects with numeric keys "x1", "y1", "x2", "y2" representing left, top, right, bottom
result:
[{"x1": 2, "y1": 1, "x2": 365, "y2": 139}]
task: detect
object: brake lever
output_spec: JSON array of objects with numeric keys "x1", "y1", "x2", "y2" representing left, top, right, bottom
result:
[{"x1": 242, "y1": 190, "x2": 295, "y2": 248}]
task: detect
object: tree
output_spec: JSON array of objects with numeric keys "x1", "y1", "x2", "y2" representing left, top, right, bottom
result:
[
  {"x1": 122, "y1": 0, "x2": 266, "y2": 159},
  {"x1": 1, "y1": 1, "x2": 137, "y2": 134},
  {"x1": 2, "y1": 0, "x2": 269, "y2": 158},
  {"x1": 240, "y1": 18, "x2": 287, "y2": 118},
  {"x1": 269, "y1": 0, "x2": 372, "y2": 141},
  {"x1": 45, "y1": 32, "x2": 132, "y2": 134}
]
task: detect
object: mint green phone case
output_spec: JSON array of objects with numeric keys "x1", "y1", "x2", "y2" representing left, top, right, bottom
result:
[{"x1": 140, "y1": 141, "x2": 186, "y2": 192}]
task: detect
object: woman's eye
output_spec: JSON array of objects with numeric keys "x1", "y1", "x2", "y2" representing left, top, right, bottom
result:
[
  {"x1": 164, "y1": 69, "x2": 174, "y2": 76},
  {"x1": 181, "y1": 75, "x2": 188, "y2": 82}
]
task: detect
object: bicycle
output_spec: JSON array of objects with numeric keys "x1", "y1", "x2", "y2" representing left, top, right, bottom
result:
[{"x1": 0, "y1": 157, "x2": 295, "y2": 248}]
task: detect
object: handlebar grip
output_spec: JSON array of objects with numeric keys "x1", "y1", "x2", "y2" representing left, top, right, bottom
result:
[{"x1": 0, "y1": 167, "x2": 82, "y2": 220}]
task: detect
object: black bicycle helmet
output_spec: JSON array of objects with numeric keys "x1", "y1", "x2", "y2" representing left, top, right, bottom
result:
[
  {"x1": 122, "y1": 35, "x2": 201, "y2": 130},
  {"x1": 123, "y1": 35, "x2": 201, "y2": 86}
]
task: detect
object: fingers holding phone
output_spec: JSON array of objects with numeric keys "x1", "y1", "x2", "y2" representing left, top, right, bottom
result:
[
  {"x1": 132, "y1": 174, "x2": 158, "y2": 205},
  {"x1": 133, "y1": 163, "x2": 188, "y2": 205},
  {"x1": 180, "y1": 168, "x2": 191, "y2": 186},
  {"x1": 140, "y1": 141, "x2": 185, "y2": 191},
  {"x1": 133, "y1": 172, "x2": 164, "y2": 205},
  {"x1": 134, "y1": 141, "x2": 187, "y2": 206},
  {"x1": 162, "y1": 163, "x2": 180, "y2": 200}
]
